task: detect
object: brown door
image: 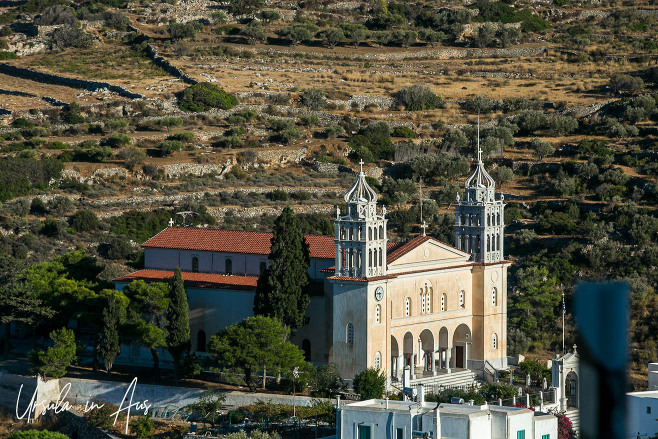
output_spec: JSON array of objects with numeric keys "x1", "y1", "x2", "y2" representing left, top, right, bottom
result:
[{"x1": 455, "y1": 346, "x2": 464, "y2": 368}]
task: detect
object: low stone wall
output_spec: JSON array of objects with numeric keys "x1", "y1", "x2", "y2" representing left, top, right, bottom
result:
[
  {"x1": 144, "y1": 43, "x2": 197, "y2": 85},
  {"x1": 0, "y1": 63, "x2": 143, "y2": 99}
]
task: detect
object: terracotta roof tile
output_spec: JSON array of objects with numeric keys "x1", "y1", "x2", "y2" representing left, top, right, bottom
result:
[
  {"x1": 386, "y1": 235, "x2": 432, "y2": 264},
  {"x1": 142, "y1": 227, "x2": 335, "y2": 259},
  {"x1": 114, "y1": 269, "x2": 258, "y2": 291}
]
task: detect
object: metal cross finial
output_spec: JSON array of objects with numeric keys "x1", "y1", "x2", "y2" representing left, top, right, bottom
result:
[
  {"x1": 359, "y1": 159, "x2": 364, "y2": 173},
  {"x1": 421, "y1": 221, "x2": 427, "y2": 236},
  {"x1": 168, "y1": 218, "x2": 174, "y2": 227}
]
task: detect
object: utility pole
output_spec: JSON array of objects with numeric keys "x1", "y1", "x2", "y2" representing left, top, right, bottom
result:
[{"x1": 562, "y1": 289, "x2": 565, "y2": 355}]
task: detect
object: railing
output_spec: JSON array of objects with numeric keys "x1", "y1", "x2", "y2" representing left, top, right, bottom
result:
[
  {"x1": 487, "y1": 389, "x2": 556, "y2": 410},
  {"x1": 483, "y1": 360, "x2": 497, "y2": 385}
]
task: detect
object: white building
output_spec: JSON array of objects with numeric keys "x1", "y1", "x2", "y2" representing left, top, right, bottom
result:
[
  {"x1": 338, "y1": 395, "x2": 557, "y2": 439},
  {"x1": 627, "y1": 364, "x2": 658, "y2": 439}
]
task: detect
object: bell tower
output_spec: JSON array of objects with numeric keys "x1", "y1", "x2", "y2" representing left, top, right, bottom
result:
[
  {"x1": 455, "y1": 130, "x2": 505, "y2": 263},
  {"x1": 334, "y1": 161, "x2": 387, "y2": 278}
]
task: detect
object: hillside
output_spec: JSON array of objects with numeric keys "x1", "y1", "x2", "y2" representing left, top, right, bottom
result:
[{"x1": 0, "y1": 0, "x2": 656, "y2": 388}]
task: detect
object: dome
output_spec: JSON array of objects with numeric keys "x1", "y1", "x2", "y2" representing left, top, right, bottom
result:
[
  {"x1": 344, "y1": 161, "x2": 377, "y2": 204},
  {"x1": 465, "y1": 148, "x2": 495, "y2": 189}
]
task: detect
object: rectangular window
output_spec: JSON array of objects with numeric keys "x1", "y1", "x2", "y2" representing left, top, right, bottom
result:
[
  {"x1": 191, "y1": 255, "x2": 199, "y2": 273},
  {"x1": 358, "y1": 425, "x2": 371, "y2": 439},
  {"x1": 647, "y1": 406, "x2": 652, "y2": 414},
  {"x1": 517, "y1": 431, "x2": 525, "y2": 439},
  {"x1": 396, "y1": 428, "x2": 404, "y2": 439},
  {"x1": 542, "y1": 435, "x2": 550, "y2": 439}
]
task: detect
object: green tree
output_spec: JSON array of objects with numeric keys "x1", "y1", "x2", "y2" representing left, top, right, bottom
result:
[
  {"x1": 60, "y1": 102, "x2": 84, "y2": 124},
  {"x1": 70, "y1": 209, "x2": 100, "y2": 232},
  {"x1": 208, "y1": 315, "x2": 307, "y2": 391},
  {"x1": 29, "y1": 327, "x2": 77, "y2": 378},
  {"x1": 0, "y1": 282, "x2": 54, "y2": 359},
  {"x1": 475, "y1": 23, "x2": 495, "y2": 48},
  {"x1": 123, "y1": 280, "x2": 170, "y2": 375},
  {"x1": 531, "y1": 137, "x2": 555, "y2": 160},
  {"x1": 339, "y1": 23, "x2": 367, "y2": 47},
  {"x1": 259, "y1": 10, "x2": 280, "y2": 24},
  {"x1": 230, "y1": 0, "x2": 263, "y2": 16},
  {"x1": 185, "y1": 388, "x2": 226, "y2": 426},
  {"x1": 548, "y1": 115, "x2": 578, "y2": 135},
  {"x1": 393, "y1": 85, "x2": 444, "y2": 111},
  {"x1": 311, "y1": 362, "x2": 345, "y2": 397},
  {"x1": 240, "y1": 21, "x2": 266, "y2": 45},
  {"x1": 178, "y1": 83, "x2": 238, "y2": 112},
  {"x1": 276, "y1": 24, "x2": 318, "y2": 46},
  {"x1": 352, "y1": 367, "x2": 387, "y2": 399},
  {"x1": 509, "y1": 266, "x2": 561, "y2": 335},
  {"x1": 100, "y1": 295, "x2": 123, "y2": 375},
  {"x1": 253, "y1": 206, "x2": 311, "y2": 331},
  {"x1": 317, "y1": 28, "x2": 345, "y2": 49},
  {"x1": 489, "y1": 166, "x2": 514, "y2": 187},
  {"x1": 167, "y1": 268, "x2": 191, "y2": 385},
  {"x1": 300, "y1": 88, "x2": 327, "y2": 110}
]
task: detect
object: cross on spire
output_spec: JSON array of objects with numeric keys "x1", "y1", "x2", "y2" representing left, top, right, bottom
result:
[
  {"x1": 359, "y1": 159, "x2": 364, "y2": 173},
  {"x1": 421, "y1": 221, "x2": 427, "y2": 236}
]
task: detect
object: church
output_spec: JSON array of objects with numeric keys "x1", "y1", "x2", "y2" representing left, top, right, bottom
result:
[{"x1": 115, "y1": 151, "x2": 510, "y2": 385}]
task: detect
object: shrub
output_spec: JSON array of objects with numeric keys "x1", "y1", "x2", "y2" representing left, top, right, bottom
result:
[
  {"x1": 517, "y1": 110, "x2": 548, "y2": 134},
  {"x1": 276, "y1": 23, "x2": 318, "y2": 46},
  {"x1": 391, "y1": 126, "x2": 416, "y2": 138},
  {"x1": 84, "y1": 402, "x2": 120, "y2": 430},
  {"x1": 178, "y1": 83, "x2": 238, "y2": 112},
  {"x1": 609, "y1": 74, "x2": 644, "y2": 95},
  {"x1": 48, "y1": 196, "x2": 73, "y2": 215},
  {"x1": 158, "y1": 140, "x2": 183, "y2": 156},
  {"x1": 353, "y1": 367, "x2": 386, "y2": 399},
  {"x1": 0, "y1": 51, "x2": 18, "y2": 59},
  {"x1": 116, "y1": 147, "x2": 146, "y2": 170},
  {"x1": 489, "y1": 166, "x2": 514, "y2": 187},
  {"x1": 298, "y1": 115, "x2": 319, "y2": 126},
  {"x1": 7, "y1": 431, "x2": 69, "y2": 439},
  {"x1": 168, "y1": 21, "x2": 202, "y2": 40},
  {"x1": 30, "y1": 197, "x2": 47, "y2": 215},
  {"x1": 393, "y1": 85, "x2": 444, "y2": 111},
  {"x1": 106, "y1": 234, "x2": 135, "y2": 260},
  {"x1": 103, "y1": 133, "x2": 131, "y2": 148},
  {"x1": 300, "y1": 88, "x2": 327, "y2": 110},
  {"x1": 531, "y1": 138, "x2": 555, "y2": 160},
  {"x1": 349, "y1": 122, "x2": 392, "y2": 163},
  {"x1": 269, "y1": 189, "x2": 289, "y2": 201},
  {"x1": 130, "y1": 416, "x2": 155, "y2": 439},
  {"x1": 170, "y1": 131, "x2": 195, "y2": 142},
  {"x1": 50, "y1": 25, "x2": 93, "y2": 49},
  {"x1": 61, "y1": 102, "x2": 85, "y2": 124},
  {"x1": 70, "y1": 209, "x2": 100, "y2": 232}
]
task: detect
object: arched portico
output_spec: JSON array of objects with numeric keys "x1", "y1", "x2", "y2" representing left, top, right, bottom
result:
[
  {"x1": 438, "y1": 327, "x2": 450, "y2": 372},
  {"x1": 391, "y1": 335, "x2": 402, "y2": 381},
  {"x1": 452, "y1": 324, "x2": 471, "y2": 369},
  {"x1": 403, "y1": 332, "x2": 416, "y2": 379},
  {"x1": 419, "y1": 329, "x2": 436, "y2": 376}
]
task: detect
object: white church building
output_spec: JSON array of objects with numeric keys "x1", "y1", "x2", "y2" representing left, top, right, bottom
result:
[{"x1": 115, "y1": 153, "x2": 510, "y2": 384}]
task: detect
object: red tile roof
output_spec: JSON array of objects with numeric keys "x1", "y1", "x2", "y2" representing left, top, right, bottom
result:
[
  {"x1": 114, "y1": 269, "x2": 258, "y2": 291},
  {"x1": 386, "y1": 235, "x2": 432, "y2": 264},
  {"x1": 142, "y1": 227, "x2": 335, "y2": 259}
]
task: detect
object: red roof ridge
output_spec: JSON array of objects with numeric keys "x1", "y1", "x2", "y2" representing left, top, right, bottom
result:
[
  {"x1": 386, "y1": 235, "x2": 431, "y2": 264},
  {"x1": 114, "y1": 269, "x2": 259, "y2": 290}
]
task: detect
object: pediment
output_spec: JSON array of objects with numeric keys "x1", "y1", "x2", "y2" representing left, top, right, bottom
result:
[{"x1": 388, "y1": 238, "x2": 471, "y2": 270}]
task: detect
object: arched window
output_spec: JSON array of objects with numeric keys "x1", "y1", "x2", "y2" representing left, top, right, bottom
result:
[
  {"x1": 191, "y1": 256, "x2": 199, "y2": 273},
  {"x1": 197, "y1": 330, "x2": 206, "y2": 352},
  {"x1": 369, "y1": 249, "x2": 372, "y2": 268},
  {"x1": 375, "y1": 304, "x2": 381, "y2": 324},
  {"x1": 346, "y1": 323, "x2": 354, "y2": 345},
  {"x1": 225, "y1": 258, "x2": 233, "y2": 275},
  {"x1": 379, "y1": 225, "x2": 383, "y2": 239},
  {"x1": 340, "y1": 226, "x2": 346, "y2": 240},
  {"x1": 459, "y1": 290, "x2": 465, "y2": 309},
  {"x1": 497, "y1": 213, "x2": 500, "y2": 225},
  {"x1": 492, "y1": 333, "x2": 498, "y2": 350},
  {"x1": 405, "y1": 298, "x2": 410, "y2": 316},
  {"x1": 260, "y1": 261, "x2": 267, "y2": 275},
  {"x1": 379, "y1": 248, "x2": 383, "y2": 267},
  {"x1": 492, "y1": 287, "x2": 498, "y2": 307},
  {"x1": 420, "y1": 290, "x2": 425, "y2": 314},
  {"x1": 374, "y1": 351, "x2": 382, "y2": 370},
  {"x1": 441, "y1": 293, "x2": 446, "y2": 312},
  {"x1": 302, "y1": 339, "x2": 311, "y2": 361},
  {"x1": 496, "y1": 234, "x2": 500, "y2": 251},
  {"x1": 369, "y1": 227, "x2": 372, "y2": 240}
]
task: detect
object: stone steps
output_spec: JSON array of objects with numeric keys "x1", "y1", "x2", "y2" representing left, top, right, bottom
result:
[
  {"x1": 565, "y1": 409, "x2": 580, "y2": 434},
  {"x1": 409, "y1": 369, "x2": 479, "y2": 394}
]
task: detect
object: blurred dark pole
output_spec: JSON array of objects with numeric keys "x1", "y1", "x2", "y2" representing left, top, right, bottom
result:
[{"x1": 575, "y1": 281, "x2": 629, "y2": 439}]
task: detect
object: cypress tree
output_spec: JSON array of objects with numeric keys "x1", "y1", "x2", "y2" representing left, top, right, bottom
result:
[
  {"x1": 254, "y1": 206, "x2": 311, "y2": 331},
  {"x1": 100, "y1": 297, "x2": 121, "y2": 376},
  {"x1": 167, "y1": 268, "x2": 190, "y2": 385}
]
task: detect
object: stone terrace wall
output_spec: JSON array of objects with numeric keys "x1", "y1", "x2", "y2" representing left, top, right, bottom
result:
[
  {"x1": 0, "y1": 63, "x2": 143, "y2": 99},
  {"x1": 144, "y1": 43, "x2": 197, "y2": 85}
]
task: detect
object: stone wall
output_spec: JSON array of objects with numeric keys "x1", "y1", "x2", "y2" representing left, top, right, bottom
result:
[
  {"x1": 0, "y1": 63, "x2": 143, "y2": 99},
  {"x1": 144, "y1": 43, "x2": 197, "y2": 85}
]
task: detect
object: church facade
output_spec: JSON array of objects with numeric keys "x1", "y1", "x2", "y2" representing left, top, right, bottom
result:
[{"x1": 115, "y1": 155, "x2": 510, "y2": 381}]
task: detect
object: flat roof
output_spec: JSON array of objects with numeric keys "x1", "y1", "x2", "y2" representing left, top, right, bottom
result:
[
  {"x1": 627, "y1": 391, "x2": 658, "y2": 399},
  {"x1": 343, "y1": 400, "x2": 533, "y2": 416}
]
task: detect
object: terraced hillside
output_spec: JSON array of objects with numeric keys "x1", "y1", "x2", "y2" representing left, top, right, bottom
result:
[{"x1": 0, "y1": 0, "x2": 656, "y2": 388}]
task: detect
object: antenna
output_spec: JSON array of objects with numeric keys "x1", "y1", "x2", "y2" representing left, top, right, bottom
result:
[{"x1": 176, "y1": 211, "x2": 196, "y2": 225}]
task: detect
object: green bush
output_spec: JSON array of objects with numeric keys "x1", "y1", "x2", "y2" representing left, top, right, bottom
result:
[
  {"x1": 393, "y1": 85, "x2": 444, "y2": 111},
  {"x1": 7, "y1": 431, "x2": 69, "y2": 439},
  {"x1": 130, "y1": 416, "x2": 155, "y2": 439},
  {"x1": 84, "y1": 402, "x2": 120, "y2": 430},
  {"x1": 391, "y1": 126, "x2": 416, "y2": 138},
  {"x1": 158, "y1": 140, "x2": 183, "y2": 156},
  {"x1": 170, "y1": 132, "x2": 195, "y2": 142},
  {"x1": 70, "y1": 209, "x2": 100, "y2": 232},
  {"x1": 178, "y1": 82, "x2": 238, "y2": 112},
  {"x1": 349, "y1": 122, "x2": 392, "y2": 163},
  {"x1": 103, "y1": 133, "x2": 131, "y2": 148},
  {"x1": 0, "y1": 157, "x2": 63, "y2": 202},
  {"x1": 28, "y1": 327, "x2": 76, "y2": 378},
  {"x1": 0, "y1": 51, "x2": 18, "y2": 59}
]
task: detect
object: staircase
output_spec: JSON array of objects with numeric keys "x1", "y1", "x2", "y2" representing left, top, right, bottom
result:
[
  {"x1": 409, "y1": 369, "x2": 479, "y2": 394},
  {"x1": 565, "y1": 409, "x2": 580, "y2": 434}
]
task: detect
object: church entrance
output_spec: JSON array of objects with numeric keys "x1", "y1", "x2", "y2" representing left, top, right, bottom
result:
[{"x1": 455, "y1": 346, "x2": 464, "y2": 368}]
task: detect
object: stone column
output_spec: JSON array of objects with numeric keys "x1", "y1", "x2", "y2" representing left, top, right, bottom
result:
[
  {"x1": 398, "y1": 354, "x2": 404, "y2": 380},
  {"x1": 463, "y1": 344, "x2": 468, "y2": 370},
  {"x1": 431, "y1": 351, "x2": 436, "y2": 376},
  {"x1": 445, "y1": 348, "x2": 451, "y2": 374}
]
